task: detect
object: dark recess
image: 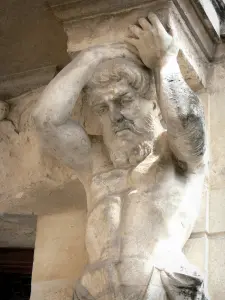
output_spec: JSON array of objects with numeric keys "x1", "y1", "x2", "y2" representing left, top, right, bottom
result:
[{"x1": 0, "y1": 248, "x2": 34, "y2": 300}]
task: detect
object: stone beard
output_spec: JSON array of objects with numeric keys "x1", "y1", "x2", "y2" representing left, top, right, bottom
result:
[{"x1": 33, "y1": 13, "x2": 209, "y2": 300}]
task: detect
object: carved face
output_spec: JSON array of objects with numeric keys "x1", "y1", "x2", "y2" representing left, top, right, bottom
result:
[
  {"x1": 90, "y1": 79, "x2": 159, "y2": 149},
  {"x1": 85, "y1": 57, "x2": 162, "y2": 166}
]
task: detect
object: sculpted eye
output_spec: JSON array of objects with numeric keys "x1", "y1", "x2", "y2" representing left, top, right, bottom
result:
[
  {"x1": 93, "y1": 105, "x2": 108, "y2": 115},
  {"x1": 121, "y1": 96, "x2": 133, "y2": 105}
]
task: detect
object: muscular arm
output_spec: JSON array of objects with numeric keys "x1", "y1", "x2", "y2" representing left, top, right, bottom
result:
[
  {"x1": 33, "y1": 50, "x2": 95, "y2": 171},
  {"x1": 33, "y1": 44, "x2": 136, "y2": 172},
  {"x1": 154, "y1": 58, "x2": 206, "y2": 168},
  {"x1": 126, "y1": 13, "x2": 206, "y2": 169}
]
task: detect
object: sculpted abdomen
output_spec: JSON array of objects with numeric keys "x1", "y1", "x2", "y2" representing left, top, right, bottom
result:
[
  {"x1": 87, "y1": 165, "x2": 186, "y2": 263},
  {"x1": 86, "y1": 195, "x2": 122, "y2": 262}
]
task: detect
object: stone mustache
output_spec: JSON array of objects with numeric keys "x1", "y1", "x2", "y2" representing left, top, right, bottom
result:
[{"x1": 33, "y1": 12, "x2": 209, "y2": 300}]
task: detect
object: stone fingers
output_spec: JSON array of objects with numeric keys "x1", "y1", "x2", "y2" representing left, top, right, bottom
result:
[
  {"x1": 124, "y1": 37, "x2": 138, "y2": 47},
  {"x1": 148, "y1": 12, "x2": 167, "y2": 35},
  {"x1": 128, "y1": 24, "x2": 143, "y2": 38},
  {"x1": 138, "y1": 17, "x2": 152, "y2": 31}
]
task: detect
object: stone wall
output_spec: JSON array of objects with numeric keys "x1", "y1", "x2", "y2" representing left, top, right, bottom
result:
[
  {"x1": 207, "y1": 56, "x2": 225, "y2": 300},
  {"x1": 183, "y1": 53, "x2": 225, "y2": 300}
]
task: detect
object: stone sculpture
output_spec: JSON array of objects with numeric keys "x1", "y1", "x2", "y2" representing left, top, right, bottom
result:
[{"x1": 33, "y1": 13, "x2": 208, "y2": 300}]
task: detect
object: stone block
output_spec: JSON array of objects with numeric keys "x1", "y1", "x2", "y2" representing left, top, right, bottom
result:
[
  {"x1": 0, "y1": 214, "x2": 36, "y2": 248},
  {"x1": 0, "y1": 66, "x2": 56, "y2": 100},
  {"x1": 64, "y1": 4, "x2": 169, "y2": 54},
  {"x1": 209, "y1": 188, "x2": 225, "y2": 233},
  {"x1": 32, "y1": 210, "x2": 88, "y2": 283},
  {"x1": 208, "y1": 237, "x2": 225, "y2": 300},
  {"x1": 209, "y1": 90, "x2": 225, "y2": 189},
  {"x1": 30, "y1": 279, "x2": 74, "y2": 300}
]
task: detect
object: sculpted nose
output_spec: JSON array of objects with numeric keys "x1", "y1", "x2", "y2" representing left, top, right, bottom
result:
[{"x1": 109, "y1": 106, "x2": 123, "y2": 122}]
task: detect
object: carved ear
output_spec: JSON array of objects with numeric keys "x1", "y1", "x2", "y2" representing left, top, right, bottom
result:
[{"x1": 152, "y1": 101, "x2": 161, "y2": 117}]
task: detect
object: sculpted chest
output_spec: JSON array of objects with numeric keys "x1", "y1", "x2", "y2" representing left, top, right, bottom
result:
[
  {"x1": 87, "y1": 144, "x2": 184, "y2": 215},
  {"x1": 88, "y1": 135, "x2": 176, "y2": 199}
]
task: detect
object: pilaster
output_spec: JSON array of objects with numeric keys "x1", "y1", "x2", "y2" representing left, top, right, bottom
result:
[{"x1": 30, "y1": 210, "x2": 88, "y2": 300}]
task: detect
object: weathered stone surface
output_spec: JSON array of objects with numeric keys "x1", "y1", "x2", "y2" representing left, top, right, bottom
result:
[
  {"x1": 32, "y1": 11, "x2": 208, "y2": 299},
  {"x1": 30, "y1": 211, "x2": 87, "y2": 300},
  {"x1": 0, "y1": 2, "x2": 217, "y2": 299},
  {"x1": 0, "y1": 66, "x2": 57, "y2": 101},
  {"x1": 32, "y1": 211, "x2": 87, "y2": 283},
  {"x1": 30, "y1": 279, "x2": 74, "y2": 300},
  {"x1": 0, "y1": 66, "x2": 209, "y2": 217},
  {"x1": 0, "y1": 87, "x2": 87, "y2": 215},
  {"x1": 51, "y1": 0, "x2": 216, "y2": 58},
  {"x1": 51, "y1": 0, "x2": 214, "y2": 89},
  {"x1": 209, "y1": 66, "x2": 225, "y2": 189},
  {"x1": 66, "y1": 6, "x2": 206, "y2": 90},
  {"x1": 193, "y1": 183, "x2": 208, "y2": 233},
  {"x1": 0, "y1": 214, "x2": 36, "y2": 248},
  {"x1": 209, "y1": 188, "x2": 225, "y2": 233},
  {"x1": 205, "y1": 56, "x2": 225, "y2": 299},
  {"x1": 184, "y1": 236, "x2": 207, "y2": 274},
  {"x1": 208, "y1": 237, "x2": 225, "y2": 300}
]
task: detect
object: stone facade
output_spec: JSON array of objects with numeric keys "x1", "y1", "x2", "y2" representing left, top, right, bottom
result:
[{"x1": 0, "y1": 1, "x2": 225, "y2": 300}]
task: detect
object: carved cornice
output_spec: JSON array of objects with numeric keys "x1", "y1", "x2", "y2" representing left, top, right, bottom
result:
[
  {"x1": 50, "y1": 0, "x2": 222, "y2": 59},
  {"x1": 51, "y1": 0, "x2": 168, "y2": 21},
  {"x1": 190, "y1": 0, "x2": 225, "y2": 42},
  {"x1": 50, "y1": 0, "x2": 213, "y2": 89},
  {"x1": 0, "y1": 65, "x2": 57, "y2": 101}
]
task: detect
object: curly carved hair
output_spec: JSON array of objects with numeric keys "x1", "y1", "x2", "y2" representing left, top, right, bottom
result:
[{"x1": 83, "y1": 57, "x2": 155, "y2": 101}]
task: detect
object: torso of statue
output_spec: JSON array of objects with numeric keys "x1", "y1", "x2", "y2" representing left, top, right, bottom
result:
[{"x1": 77, "y1": 134, "x2": 205, "y2": 300}]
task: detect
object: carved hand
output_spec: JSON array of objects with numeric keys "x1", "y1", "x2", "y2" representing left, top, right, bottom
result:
[{"x1": 125, "y1": 13, "x2": 179, "y2": 69}]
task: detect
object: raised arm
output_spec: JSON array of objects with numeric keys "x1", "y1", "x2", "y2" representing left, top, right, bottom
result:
[
  {"x1": 33, "y1": 44, "x2": 137, "y2": 172},
  {"x1": 126, "y1": 13, "x2": 206, "y2": 170}
]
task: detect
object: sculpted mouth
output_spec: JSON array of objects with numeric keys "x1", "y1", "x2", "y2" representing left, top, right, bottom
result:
[
  {"x1": 113, "y1": 119, "x2": 135, "y2": 134},
  {"x1": 115, "y1": 128, "x2": 130, "y2": 133},
  {"x1": 114, "y1": 128, "x2": 131, "y2": 134}
]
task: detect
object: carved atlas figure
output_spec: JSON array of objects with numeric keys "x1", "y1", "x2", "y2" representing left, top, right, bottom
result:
[{"x1": 34, "y1": 12, "x2": 209, "y2": 300}]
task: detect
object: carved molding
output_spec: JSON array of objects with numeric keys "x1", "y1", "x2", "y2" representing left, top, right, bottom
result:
[
  {"x1": 0, "y1": 65, "x2": 57, "y2": 101},
  {"x1": 51, "y1": 0, "x2": 212, "y2": 89},
  {"x1": 0, "y1": 214, "x2": 36, "y2": 248},
  {"x1": 190, "y1": 0, "x2": 225, "y2": 42},
  {"x1": 50, "y1": 0, "x2": 221, "y2": 57}
]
